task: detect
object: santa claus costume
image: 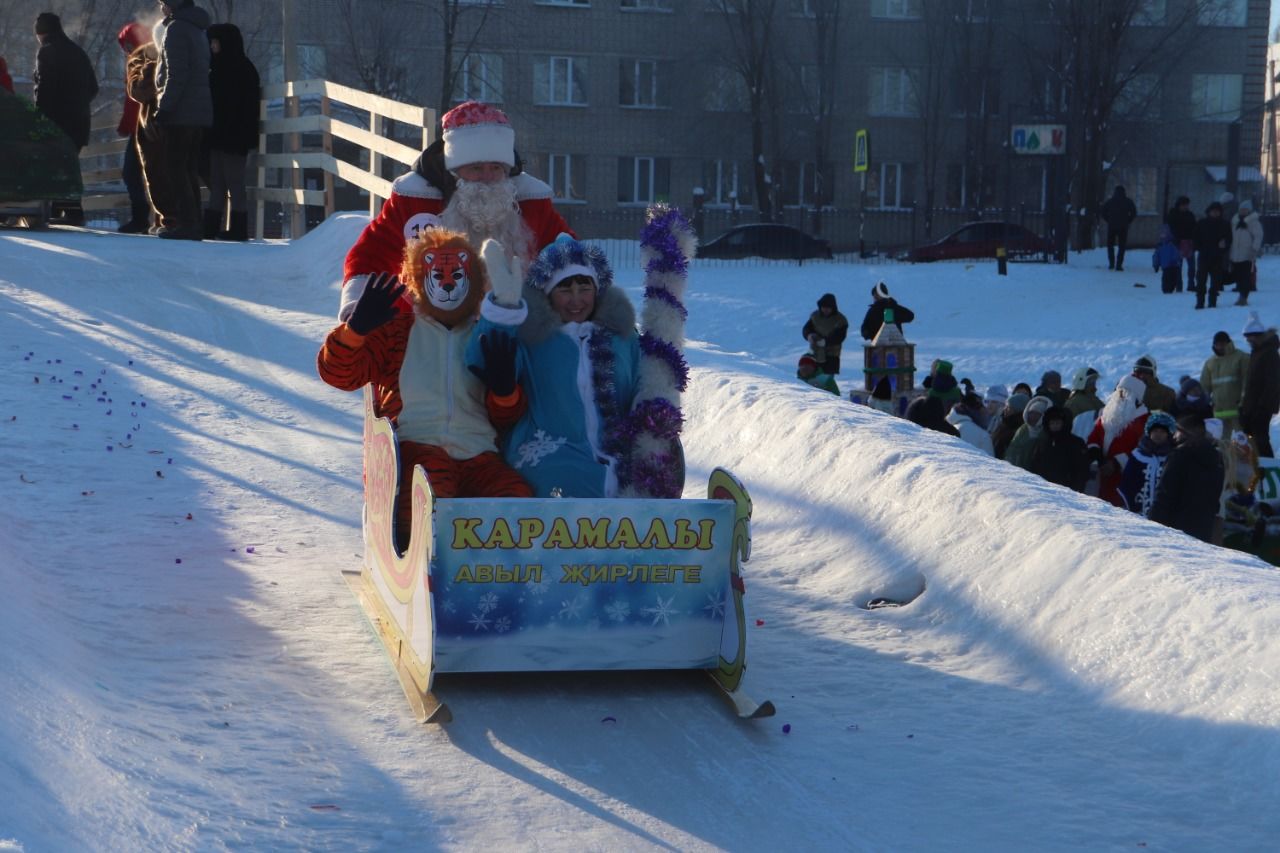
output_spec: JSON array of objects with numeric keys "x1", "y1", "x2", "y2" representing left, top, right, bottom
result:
[
  {"x1": 340, "y1": 100, "x2": 572, "y2": 321},
  {"x1": 1087, "y1": 374, "x2": 1151, "y2": 507},
  {"x1": 318, "y1": 229, "x2": 532, "y2": 544}
]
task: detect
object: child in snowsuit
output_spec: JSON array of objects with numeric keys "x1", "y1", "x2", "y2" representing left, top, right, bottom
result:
[
  {"x1": 1117, "y1": 411, "x2": 1176, "y2": 517},
  {"x1": 797, "y1": 354, "x2": 840, "y2": 395},
  {"x1": 1153, "y1": 224, "x2": 1182, "y2": 294}
]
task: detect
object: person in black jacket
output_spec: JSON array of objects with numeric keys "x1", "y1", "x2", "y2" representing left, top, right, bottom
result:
[
  {"x1": 1164, "y1": 195, "x2": 1196, "y2": 291},
  {"x1": 203, "y1": 23, "x2": 260, "y2": 241},
  {"x1": 801, "y1": 293, "x2": 849, "y2": 375},
  {"x1": 1100, "y1": 185, "x2": 1137, "y2": 271},
  {"x1": 1240, "y1": 315, "x2": 1280, "y2": 457},
  {"x1": 1029, "y1": 405, "x2": 1090, "y2": 491},
  {"x1": 33, "y1": 12, "x2": 98, "y2": 225},
  {"x1": 1148, "y1": 415, "x2": 1225, "y2": 542},
  {"x1": 859, "y1": 281, "x2": 915, "y2": 341},
  {"x1": 1192, "y1": 202, "x2": 1231, "y2": 309}
]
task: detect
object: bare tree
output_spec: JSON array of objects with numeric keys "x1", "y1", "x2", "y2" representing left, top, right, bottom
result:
[
  {"x1": 332, "y1": 0, "x2": 415, "y2": 98},
  {"x1": 432, "y1": 0, "x2": 502, "y2": 132},
  {"x1": 952, "y1": 0, "x2": 1000, "y2": 215},
  {"x1": 712, "y1": 0, "x2": 782, "y2": 222},
  {"x1": 792, "y1": 0, "x2": 841, "y2": 233},
  {"x1": 902, "y1": 3, "x2": 953, "y2": 238}
]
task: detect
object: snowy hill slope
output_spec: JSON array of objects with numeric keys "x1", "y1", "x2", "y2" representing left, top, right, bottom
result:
[{"x1": 1, "y1": 218, "x2": 1278, "y2": 851}]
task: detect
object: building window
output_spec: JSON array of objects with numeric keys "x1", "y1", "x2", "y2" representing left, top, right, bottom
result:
[
  {"x1": 620, "y1": 59, "x2": 661, "y2": 108},
  {"x1": 1113, "y1": 74, "x2": 1159, "y2": 119},
  {"x1": 1190, "y1": 73, "x2": 1242, "y2": 121},
  {"x1": 534, "y1": 56, "x2": 589, "y2": 106},
  {"x1": 546, "y1": 154, "x2": 586, "y2": 202},
  {"x1": 1132, "y1": 0, "x2": 1165, "y2": 25},
  {"x1": 778, "y1": 161, "x2": 829, "y2": 207},
  {"x1": 867, "y1": 162, "x2": 915, "y2": 209},
  {"x1": 452, "y1": 53, "x2": 503, "y2": 103},
  {"x1": 705, "y1": 65, "x2": 749, "y2": 112},
  {"x1": 870, "y1": 0, "x2": 922, "y2": 19},
  {"x1": 618, "y1": 156, "x2": 671, "y2": 204},
  {"x1": 1013, "y1": 161, "x2": 1046, "y2": 212},
  {"x1": 1198, "y1": 0, "x2": 1247, "y2": 26},
  {"x1": 869, "y1": 67, "x2": 918, "y2": 117},
  {"x1": 701, "y1": 159, "x2": 753, "y2": 206},
  {"x1": 622, "y1": 0, "x2": 672, "y2": 9},
  {"x1": 1108, "y1": 167, "x2": 1158, "y2": 213},
  {"x1": 536, "y1": 0, "x2": 589, "y2": 6}
]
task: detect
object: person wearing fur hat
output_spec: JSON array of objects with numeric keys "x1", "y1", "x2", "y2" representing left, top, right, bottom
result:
[
  {"x1": 1005, "y1": 395, "x2": 1054, "y2": 470},
  {"x1": 116, "y1": 22, "x2": 153, "y2": 234},
  {"x1": 945, "y1": 394, "x2": 994, "y2": 455},
  {"x1": 983, "y1": 385, "x2": 1009, "y2": 436},
  {"x1": 465, "y1": 235, "x2": 640, "y2": 498},
  {"x1": 1200, "y1": 330, "x2": 1249, "y2": 438},
  {"x1": 1239, "y1": 312, "x2": 1280, "y2": 457},
  {"x1": 1116, "y1": 411, "x2": 1176, "y2": 517},
  {"x1": 859, "y1": 281, "x2": 914, "y2": 342},
  {"x1": 1029, "y1": 405, "x2": 1090, "y2": 491},
  {"x1": 1225, "y1": 200, "x2": 1263, "y2": 305},
  {"x1": 1132, "y1": 354, "x2": 1176, "y2": 413},
  {"x1": 1149, "y1": 414, "x2": 1226, "y2": 542},
  {"x1": 317, "y1": 229, "x2": 533, "y2": 547},
  {"x1": 797, "y1": 354, "x2": 839, "y2": 395},
  {"x1": 1193, "y1": 201, "x2": 1231, "y2": 309},
  {"x1": 340, "y1": 101, "x2": 573, "y2": 322},
  {"x1": 801, "y1": 293, "x2": 849, "y2": 374},
  {"x1": 1087, "y1": 375, "x2": 1151, "y2": 506}
]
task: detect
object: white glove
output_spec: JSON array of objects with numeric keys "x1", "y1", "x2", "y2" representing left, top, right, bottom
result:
[{"x1": 482, "y1": 238, "x2": 524, "y2": 308}]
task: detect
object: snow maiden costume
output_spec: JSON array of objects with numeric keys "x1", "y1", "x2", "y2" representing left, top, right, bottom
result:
[{"x1": 467, "y1": 236, "x2": 640, "y2": 498}]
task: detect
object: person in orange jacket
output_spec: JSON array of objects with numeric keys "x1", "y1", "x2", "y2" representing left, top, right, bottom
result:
[{"x1": 116, "y1": 22, "x2": 153, "y2": 233}]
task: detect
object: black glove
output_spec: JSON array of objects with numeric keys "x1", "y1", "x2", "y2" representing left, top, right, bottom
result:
[
  {"x1": 347, "y1": 272, "x2": 406, "y2": 336},
  {"x1": 468, "y1": 331, "x2": 518, "y2": 397}
]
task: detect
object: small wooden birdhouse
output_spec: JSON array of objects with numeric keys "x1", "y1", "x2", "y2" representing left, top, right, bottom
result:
[{"x1": 863, "y1": 308, "x2": 916, "y2": 403}]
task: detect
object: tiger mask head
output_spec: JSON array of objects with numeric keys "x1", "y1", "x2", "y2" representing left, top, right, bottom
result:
[{"x1": 400, "y1": 229, "x2": 488, "y2": 327}]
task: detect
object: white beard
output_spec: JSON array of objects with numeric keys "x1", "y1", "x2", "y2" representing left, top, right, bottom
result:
[
  {"x1": 441, "y1": 178, "x2": 534, "y2": 262},
  {"x1": 1099, "y1": 390, "x2": 1143, "y2": 452}
]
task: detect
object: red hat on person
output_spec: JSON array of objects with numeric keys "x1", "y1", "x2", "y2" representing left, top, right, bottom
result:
[{"x1": 441, "y1": 101, "x2": 516, "y2": 172}]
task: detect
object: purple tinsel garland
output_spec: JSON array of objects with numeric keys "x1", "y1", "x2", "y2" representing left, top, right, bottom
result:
[
  {"x1": 640, "y1": 206, "x2": 692, "y2": 277},
  {"x1": 643, "y1": 285, "x2": 688, "y2": 321},
  {"x1": 639, "y1": 333, "x2": 689, "y2": 392},
  {"x1": 589, "y1": 328, "x2": 628, "y2": 464}
]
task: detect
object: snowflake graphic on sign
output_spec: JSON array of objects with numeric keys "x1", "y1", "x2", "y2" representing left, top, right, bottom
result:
[
  {"x1": 477, "y1": 592, "x2": 499, "y2": 614},
  {"x1": 494, "y1": 615, "x2": 512, "y2": 633},
  {"x1": 467, "y1": 611, "x2": 491, "y2": 632},
  {"x1": 642, "y1": 594, "x2": 680, "y2": 626},
  {"x1": 558, "y1": 594, "x2": 586, "y2": 621},
  {"x1": 514, "y1": 430, "x2": 567, "y2": 470},
  {"x1": 703, "y1": 592, "x2": 725, "y2": 619},
  {"x1": 604, "y1": 599, "x2": 631, "y2": 623}
]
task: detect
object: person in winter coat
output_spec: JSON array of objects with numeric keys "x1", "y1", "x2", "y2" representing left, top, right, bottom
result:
[
  {"x1": 1192, "y1": 201, "x2": 1232, "y2": 309},
  {"x1": 1117, "y1": 411, "x2": 1176, "y2": 517},
  {"x1": 925, "y1": 360, "x2": 963, "y2": 407},
  {"x1": 1221, "y1": 430, "x2": 1266, "y2": 547},
  {"x1": 984, "y1": 385, "x2": 1009, "y2": 437},
  {"x1": 1200, "y1": 330, "x2": 1250, "y2": 437},
  {"x1": 1152, "y1": 224, "x2": 1182, "y2": 294},
  {"x1": 906, "y1": 393, "x2": 960, "y2": 438},
  {"x1": 317, "y1": 229, "x2": 532, "y2": 546},
  {"x1": 1225, "y1": 200, "x2": 1263, "y2": 305},
  {"x1": 1087, "y1": 374, "x2": 1151, "y2": 506},
  {"x1": 992, "y1": 391, "x2": 1030, "y2": 459},
  {"x1": 1133, "y1": 354, "x2": 1176, "y2": 413},
  {"x1": 0, "y1": 57, "x2": 14, "y2": 93},
  {"x1": 1149, "y1": 415, "x2": 1226, "y2": 542},
  {"x1": 802, "y1": 293, "x2": 850, "y2": 375},
  {"x1": 1239, "y1": 313, "x2": 1280, "y2": 458},
  {"x1": 860, "y1": 281, "x2": 915, "y2": 341},
  {"x1": 125, "y1": 41, "x2": 175, "y2": 233},
  {"x1": 33, "y1": 12, "x2": 98, "y2": 225},
  {"x1": 1171, "y1": 376, "x2": 1214, "y2": 422},
  {"x1": 1005, "y1": 395, "x2": 1053, "y2": 470},
  {"x1": 1065, "y1": 366, "x2": 1103, "y2": 433},
  {"x1": 945, "y1": 394, "x2": 994, "y2": 455},
  {"x1": 341, "y1": 101, "x2": 572, "y2": 323},
  {"x1": 1029, "y1": 405, "x2": 1090, "y2": 491},
  {"x1": 1034, "y1": 369, "x2": 1069, "y2": 408},
  {"x1": 152, "y1": 0, "x2": 213, "y2": 240},
  {"x1": 203, "y1": 23, "x2": 259, "y2": 241},
  {"x1": 116, "y1": 22, "x2": 153, "y2": 234},
  {"x1": 1165, "y1": 195, "x2": 1197, "y2": 290},
  {"x1": 797, "y1": 354, "x2": 839, "y2": 395},
  {"x1": 466, "y1": 235, "x2": 640, "y2": 499},
  {"x1": 1100, "y1": 185, "x2": 1137, "y2": 271}
]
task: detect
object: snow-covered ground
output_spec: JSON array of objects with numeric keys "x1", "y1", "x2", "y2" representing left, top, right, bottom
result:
[{"x1": 1, "y1": 216, "x2": 1278, "y2": 852}]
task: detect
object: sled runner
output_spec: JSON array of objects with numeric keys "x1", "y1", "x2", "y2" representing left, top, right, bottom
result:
[{"x1": 342, "y1": 386, "x2": 773, "y2": 723}]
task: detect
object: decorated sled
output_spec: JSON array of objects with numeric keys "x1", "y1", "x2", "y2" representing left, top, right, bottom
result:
[{"x1": 342, "y1": 386, "x2": 772, "y2": 723}]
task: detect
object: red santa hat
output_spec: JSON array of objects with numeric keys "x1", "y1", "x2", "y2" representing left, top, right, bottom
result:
[{"x1": 442, "y1": 101, "x2": 516, "y2": 171}]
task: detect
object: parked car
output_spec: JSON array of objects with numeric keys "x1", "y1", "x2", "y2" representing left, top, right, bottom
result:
[
  {"x1": 697, "y1": 223, "x2": 833, "y2": 261},
  {"x1": 0, "y1": 89, "x2": 82, "y2": 229},
  {"x1": 903, "y1": 221, "x2": 1052, "y2": 263}
]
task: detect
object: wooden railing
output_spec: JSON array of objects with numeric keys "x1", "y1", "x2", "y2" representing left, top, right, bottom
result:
[
  {"x1": 255, "y1": 79, "x2": 435, "y2": 239},
  {"x1": 75, "y1": 79, "x2": 436, "y2": 237}
]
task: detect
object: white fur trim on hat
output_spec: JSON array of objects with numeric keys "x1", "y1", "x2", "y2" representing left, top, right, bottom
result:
[
  {"x1": 872, "y1": 281, "x2": 890, "y2": 300},
  {"x1": 984, "y1": 384, "x2": 1008, "y2": 403},
  {"x1": 1117, "y1": 374, "x2": 1147, "y2": 400},
  {"x1": 541, "y1": 264, "x2": 597, "y2": 293},
  {"x1": 1243, "y1": 311, "x2": 1266, "y2": 336},
  {"x1": 442, "y1": 101, "x2": 515, "y2": 170}
]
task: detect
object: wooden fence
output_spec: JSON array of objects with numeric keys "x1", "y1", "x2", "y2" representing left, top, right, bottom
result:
[{"x1": 76, "y1": 79, "x2": 435, "y2": 237}]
